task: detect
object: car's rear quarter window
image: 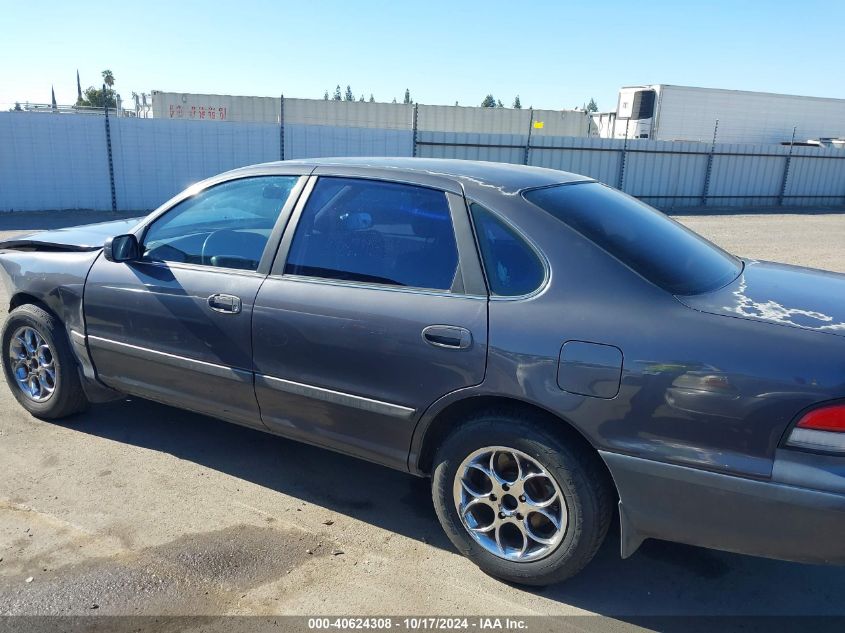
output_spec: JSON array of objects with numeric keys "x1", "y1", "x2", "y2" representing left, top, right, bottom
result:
[{"x1": 470, "y1": 203, "x2": 545, "y2": 297}]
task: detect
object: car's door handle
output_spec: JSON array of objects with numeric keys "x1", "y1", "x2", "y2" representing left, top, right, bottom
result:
[
  {"x1": 207, "y1": 293, "x2": 242, "y2": 314},
  {"x1": 422, "y1": 325, "x2": 472, "y2": 350}
]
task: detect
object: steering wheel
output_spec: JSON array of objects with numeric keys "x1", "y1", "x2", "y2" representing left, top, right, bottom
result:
[
  {"x1": 201, "y1": 229, "x2": 240, "y2": 266},
  {"x1": 200, "y1": 229, "x2": 266, "y2": 269}
]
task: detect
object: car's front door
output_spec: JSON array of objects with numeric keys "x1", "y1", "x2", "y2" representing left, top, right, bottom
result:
[
  {"x1": 252, "y1": 176, "x2": 489, "y2": 468},
  {"x1": 84, "y1": 174, "x2": 304, "y2": 427}
]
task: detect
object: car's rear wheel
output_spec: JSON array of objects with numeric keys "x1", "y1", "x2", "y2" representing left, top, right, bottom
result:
[
  {"x1": 431, "y1": 412, "x2": 613, "y2": 586},
  {"x1": 2, "y1": 304, "x2": 88, "y2": 419}
]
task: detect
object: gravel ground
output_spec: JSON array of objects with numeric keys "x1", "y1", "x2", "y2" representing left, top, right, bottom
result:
[
  {"x1": 677, "y1": 213, "x2": 845, "y2": 274},
  {"x1": 0, "y1": 210, "x2": 843, "y2": 619}
]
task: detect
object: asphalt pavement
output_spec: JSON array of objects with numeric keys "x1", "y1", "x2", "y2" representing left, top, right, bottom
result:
[{"x1": 0, "y1": 210, "x2": 843, "y2": 618}]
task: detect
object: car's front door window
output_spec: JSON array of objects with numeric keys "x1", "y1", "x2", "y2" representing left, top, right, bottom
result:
[{"x1": 143, "y1": 176, "x2": 298, "y2": 271}]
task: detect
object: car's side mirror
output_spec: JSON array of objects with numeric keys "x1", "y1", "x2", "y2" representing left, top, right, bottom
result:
[{"x1": 103, "y1": 234, "x2": 139, "y2": 263}]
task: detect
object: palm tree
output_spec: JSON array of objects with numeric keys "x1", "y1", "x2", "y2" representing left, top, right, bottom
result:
[{"x1": 102, "y1": 70, "x2": 115, "y2": 88}]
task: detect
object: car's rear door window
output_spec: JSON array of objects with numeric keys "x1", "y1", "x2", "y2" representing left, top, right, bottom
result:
[
  {"x1": 523, "y1": 182, "x2": 741, "y2": 295},
  {"x1": 284, "y1": 177, "x2": 460, "y2": 291}
]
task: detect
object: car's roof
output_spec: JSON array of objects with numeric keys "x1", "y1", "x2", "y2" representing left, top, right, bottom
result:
[{"x1": 227, "y1": 157, "x2": 591, "y2": 194}]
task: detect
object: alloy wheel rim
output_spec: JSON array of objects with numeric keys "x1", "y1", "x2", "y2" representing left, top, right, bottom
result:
[
  {"x1": 453, "y1": 446, "x2": 567, "y2": 562},
  {"x1": 9, "y1": 326, "x2": 56, "y2": 403}
]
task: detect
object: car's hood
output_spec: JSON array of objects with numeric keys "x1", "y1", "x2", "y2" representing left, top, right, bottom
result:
[
  {"x1": 0, "y1": 217, "x2": 143, "y2": 252},
  {"x1": 678, "y1": 260, "x2": 845, "y2": 338}
]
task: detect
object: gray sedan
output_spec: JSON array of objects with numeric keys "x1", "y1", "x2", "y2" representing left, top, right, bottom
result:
[{"x1": 1, "y1": 158, "x2": 843, "y2": 586}]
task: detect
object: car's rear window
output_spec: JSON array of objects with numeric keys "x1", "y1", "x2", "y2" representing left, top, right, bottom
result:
[{"x1": 522, "y1": 182, "x2": 741, "y2": 295}]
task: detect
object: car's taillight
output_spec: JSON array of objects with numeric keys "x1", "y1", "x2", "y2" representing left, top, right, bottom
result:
[{"x1": 786, "y1": 404, "x2": 845, "y2": 452}]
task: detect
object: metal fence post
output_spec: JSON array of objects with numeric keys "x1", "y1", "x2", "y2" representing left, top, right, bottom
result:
[
  {"x1": 617, "y1": 119, "x2": 630, "y2": 190},
  {"x1": 778, "y1": 126, "x2": 796, "y2": 206},
  {"x1": 411, "y1": 103, "x2": 419, "y2": 157},
  {"x1": 523, "y1": 109, "x2": 534, "y2": 166},
  {"x1": 103, "y1": 84, "x2": 117, "y2": 212},
  {"x1": 279, "y1": 94, "x2": 285, "y2": 161},
  {"x1": 701, "y1": 119, "x2": 719, "y2": 206}
]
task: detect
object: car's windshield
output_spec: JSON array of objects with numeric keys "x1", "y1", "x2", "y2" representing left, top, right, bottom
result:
[{"x1": 523, "y1": 182, "x2": 742, "y2": 295}]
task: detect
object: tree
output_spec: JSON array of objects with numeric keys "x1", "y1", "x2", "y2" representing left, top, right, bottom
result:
[
  {"x1": 513, "y1": 95, "x2": 522, "y2": 109},
  {"x1": 333, "y1": 85, "x2": 342, "y2": 101},
  {"x1": 496, "y1": 99, "x2": 504, "y2": 108},
  {"x1": 392, "y1": 97, "x2": 397, "y2": 103},
  {"x1": 369, "y1": 94, "x2": 375, "y2": 103},
  {"x1": 454, "y1": 101, "x2": 459, "y2": 106},
  {"x1": 344, "y1": 85, "x2": 354, "y2": 101},
  {"x1": 323, "y1": 90, "x2": 329, "y2": 100},
  {"x1": 76, "y1": 69, "x2": 83, "y2": 104},
  {"x1": 403, "y1": 88, "x2": 411, "y2": 105},
  {"x1": 481, "y1": 94, "x2": 496, "y2": 108},
  {"x1": 73, "y1": 69, "x2": 118, "y2": 109},
  {"x1": 359, "y1": 94, "x2": 365, "y2": 102},
  {"x1": 586, "y1": 97, "x2": 598, "y2": 112},
  {"x1": 12, "y1": 102, "x2": 22, "y2": 111},
  {"x1": 78, "y1": 85, "x2": 117, "y2": 109}
]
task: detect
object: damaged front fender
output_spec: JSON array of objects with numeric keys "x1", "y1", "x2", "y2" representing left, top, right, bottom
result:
[{"x1": 0, "y1": 247, "x2": 122, "y2": 403}]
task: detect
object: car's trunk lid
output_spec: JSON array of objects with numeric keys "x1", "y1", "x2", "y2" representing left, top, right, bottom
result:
[{"x1": 677, "y1": 259, "x2": 845, "y2": 338}]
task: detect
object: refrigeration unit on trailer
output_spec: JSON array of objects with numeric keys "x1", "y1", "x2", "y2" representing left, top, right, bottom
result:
[{"x1": 612, "y1": 84, "x2": 845, "y2": 144}]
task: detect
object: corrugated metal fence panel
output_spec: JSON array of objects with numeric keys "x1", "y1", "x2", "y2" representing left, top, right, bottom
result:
[
  {"x1": 707, "y1": 144, "x2": 788, "y2": 207},
  {"x1": 624, "y1": 140, "x2": 709, "y2": 207},
  {"x1": 0, "y1": 112, "x2": 111, "y2": 211},
  {"x1": 528, "y1": 137, "x2": 621, "y2": 185},
  {"x1": 111, "y1": 118, "x2": 280, "y2": 211},
  {"x1": 418, "y1": 105, "x2": 530, "y2": 134},
  {"x1": 416, "y1": 131, "x2": 525, "y2": 164},
  {"x1": 784, "y1": 146, "x2": 845, "y2": 206},
  {"x1": 286, "y1": 99, "x2": 412, "y2": 130},
  {"x1": 285, "y1": 124, "x2": 413, "y2": 159},
  {"x1": 3, "y1": 112, "x2": 845, "y2": 212}
]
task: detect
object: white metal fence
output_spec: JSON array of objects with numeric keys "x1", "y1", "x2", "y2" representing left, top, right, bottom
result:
[{"x1": 2, "y1": 108, "x2": 844, "y2": 212}]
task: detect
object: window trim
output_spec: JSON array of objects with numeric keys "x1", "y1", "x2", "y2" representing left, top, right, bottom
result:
[
  {"x1": 270, "y1": 176, "x2": 487, "y2": 297},
  {"x1": 134, "y1": 174, "x2": 308, "y2": 276},
  {"x1": 466, "y1": 199, "x2": 550, "y2": 301},
  {"x1": 126, "y1": 259, "x2": 268, "y2": 278}
]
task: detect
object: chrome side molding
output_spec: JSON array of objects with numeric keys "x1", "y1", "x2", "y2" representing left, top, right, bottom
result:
[
  {"x1": 256, "y1": 374, "x2": 416, "y2": 420},
  {"x1": 86, "y1": 335, "x2": 415, "y2": 419},
  {"x1": 87, "y1": 335, "x2": 251, "y2": 382}
]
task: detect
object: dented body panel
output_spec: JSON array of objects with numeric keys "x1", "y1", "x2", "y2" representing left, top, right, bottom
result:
[{"x1": 0, "y1": 218, "x2": 142, "y2": 252}]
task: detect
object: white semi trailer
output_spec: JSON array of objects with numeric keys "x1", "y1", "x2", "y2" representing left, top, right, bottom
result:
[{"x1": 611, "y1": 84, "x2": 845, "y2": 144}]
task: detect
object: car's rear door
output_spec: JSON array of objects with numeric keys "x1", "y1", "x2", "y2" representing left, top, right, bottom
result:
[
  {"x1": 252, "y1": 175, "x2": 488, "y2": 468},
  {"x1": 84, "y1": 173, "x2": 306, "y2": 428}
]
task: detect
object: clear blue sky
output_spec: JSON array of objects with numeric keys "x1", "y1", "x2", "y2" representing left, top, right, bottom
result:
[{"x1": 3, "y1": 0, "x2": 844, "y2": 110}]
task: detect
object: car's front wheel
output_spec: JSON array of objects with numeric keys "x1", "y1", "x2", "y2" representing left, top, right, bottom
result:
[
  {"x1": 431, "y1": 412, "x2": 613, "y2": 586},
  {"x1": 1, "y1": 304, "x2": 88, "y2": 419}
]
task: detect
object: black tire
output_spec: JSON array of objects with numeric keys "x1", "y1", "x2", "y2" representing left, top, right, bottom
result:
[
  {"x1": 1, "y1": 304, "x2": 89, "y2": 419},
  {"x1": 431, "y1": 411, "x2": 613, "y2": 586}
]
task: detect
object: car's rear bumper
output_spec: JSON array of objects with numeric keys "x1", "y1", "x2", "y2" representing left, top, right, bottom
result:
[{"x1": 602, "y1": 450, "x2": 845, "y2": 565}]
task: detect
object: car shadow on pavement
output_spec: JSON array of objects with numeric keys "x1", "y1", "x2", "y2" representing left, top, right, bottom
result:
[{"x1": 56, "y1": 396, "x2": 845, "y2": 617}]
